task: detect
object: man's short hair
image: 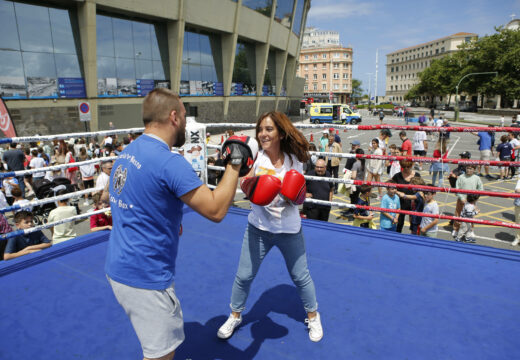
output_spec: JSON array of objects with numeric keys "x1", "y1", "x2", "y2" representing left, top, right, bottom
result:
[
  {"x1": 359, "y1": 184, "x2": 372, "y2": 194},
  {"x1": 142, "y1": 88, "x2": 182, "y2": 126},
  {"x1": 14, "y1": 210, "x2": 33, "y2": 224},
  {"x1": 399, "y1": 131, "x2": 407, "y2": 137}
]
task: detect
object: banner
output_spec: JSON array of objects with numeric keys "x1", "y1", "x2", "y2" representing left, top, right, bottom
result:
[{"x1": 0, "y1": 98, "x2": 17, "y2": 138}]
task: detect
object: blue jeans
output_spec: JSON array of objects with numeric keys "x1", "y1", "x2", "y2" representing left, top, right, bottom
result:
[
  {"x1": 431, "y1": 171, "x2": 444, "y2": 187},
  {"x1": 230, "y1": 223, "x2": 318, "y2": 313},
  {"x1": 16, "y1": 176, "x2": 25, "y2": 198}
]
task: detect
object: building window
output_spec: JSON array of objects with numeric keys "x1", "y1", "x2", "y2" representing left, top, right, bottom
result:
[
  {"x1": 274, "y1": 0, "x2": 293, "y2": 28},
  {"x1": 313, "y1": 74, "x2": 317, "y2": 80},
  {"x1": 334, "y1": 52, "x2": 340, "y2": 58},
  {"x1": 391, "y1": 67, "x2": 394, "y2": 73},
  {"x1": 343, "y1": 73, "x2": 348, "y2": 79},
  {"x1": 313, "y1": 83, "x2": 317, "y2": 90},
  {"x1": 333, "y1": 73, "x2": 339, "y2": 79},
  {"x1": 344, "y1": 52, "x2": 348, "y2": 58},
  {"x1": 322, "y1": 53, "x2": 327, "y2": 59},
  {"x1": 292, "y1": 0, "x2": 305, "y2": 36},
  {"x1": 333, "y1": 63, "x2": 339, "y2": 69},
  {"x1": 322, "y1": 63, "x2": 326, "y2": 69},
  {"x1": 304, "y1": 84, "x2": 308, "y2": 90},
  {"x1": 313, "y1": 54, "x2": 318, "y2": 59},
  {"x1": 313, "y1": 64, "x2": 317, "y2": 69},
  {"x1": 333, "y1": 83, "x2": 339, "y2": 90},
  {"x1": 343, "y1": 84, "x2": 347, "y2": 89},
  {"x1": 304, "y1": 55, "x2": 309, "y2": 60},
  {"x1": 231, "y1": 41, "x2": 256, "y2": 95},
  {"x1": 322, "y1": 73, "x2": 326, "y2": 79},
  {"x1": 343, "y1": 63, "x2": 348, "y2": 69},
  {"x1": 435, "y1": 48, "x2": 439, "y2": 54},
  {"x1": 304, "y1": 64, "x2": 308, "y2": 70},
  {"x1": 243, "y1": 0, "x2": 273, "y2": 17},
  {"x1": 441, "y1": 47, "x2": 445, "y2": 53},
  {"x1": 304, "y1": 74, "x2": 308, "y2": 80},
  {"x1": 322, "y1": 83, "x2": 326, "y2": 90}
]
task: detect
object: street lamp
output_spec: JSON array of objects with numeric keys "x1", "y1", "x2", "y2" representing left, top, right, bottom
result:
[{"x1": 454, "y1": 71, "x2": 498, "y2": 122}]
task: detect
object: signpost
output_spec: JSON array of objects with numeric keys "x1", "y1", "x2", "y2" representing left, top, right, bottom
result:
[{"x1": 78, "y1": 101, "x2": 91, "y2": 133}]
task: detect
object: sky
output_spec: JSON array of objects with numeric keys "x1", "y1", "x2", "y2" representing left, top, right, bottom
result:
[{"x1": 306, "y1": 0, "x2": 520, "y2": 96}]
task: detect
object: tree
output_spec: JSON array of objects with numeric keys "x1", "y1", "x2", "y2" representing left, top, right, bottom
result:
[{"x1": 351, "y1": 79, "x2": 363, "y2": 101}]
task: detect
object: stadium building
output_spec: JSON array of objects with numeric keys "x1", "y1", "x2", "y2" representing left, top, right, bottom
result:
[{"x1": 0, "y1": 0, "x2": 310, "y2": 135}]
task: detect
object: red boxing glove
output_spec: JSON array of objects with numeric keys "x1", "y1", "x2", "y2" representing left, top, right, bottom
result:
[
  {"x1": 240, "y1": 175, "x2": 282, "y2": 206},
  {"x1": 281, "y1": 169, "x2": 306, "y2": 205}
]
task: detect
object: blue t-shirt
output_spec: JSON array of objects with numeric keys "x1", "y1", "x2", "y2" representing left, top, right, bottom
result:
[
  {"x1": 496, "y1": 142, "x2": 513, "y2": 159},
  {"x1": 379, "y1": 194, "x2": 400, "y2": 229},
  {"x1": 477, "y1": 132, "x2": 492, "y2": 151},
  {"x1": 410, "y1": 193, "x2": 425, "y2": 225},
  {"x1": 105, "y1": 134, "x2": 203, "y2": 290},
  {"x1": 4, "y1": 231, "x2": 50, "y2": 254}
]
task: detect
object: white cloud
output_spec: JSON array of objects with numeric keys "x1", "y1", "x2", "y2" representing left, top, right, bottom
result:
[{"x1": 308, "y1": 1, "x2": 375, "y2": 19}]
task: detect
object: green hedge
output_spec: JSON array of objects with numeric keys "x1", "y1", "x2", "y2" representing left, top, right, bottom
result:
[{"x1": 356, "y1": 104, "x2": 394, "y2": 109}]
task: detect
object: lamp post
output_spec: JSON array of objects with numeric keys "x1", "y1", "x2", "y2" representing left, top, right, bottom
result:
[
  {"x1": 366, "y1": 72, "x2": 372, "y2": 110},
  {"x1": 454, "y1": 71, "x2": 498, "y2": 122}
]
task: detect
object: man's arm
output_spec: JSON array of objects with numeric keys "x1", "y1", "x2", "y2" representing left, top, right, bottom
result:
[
  {"x1": 4, "y1": 242, "x2": 51, "y2": 260},
  {"x1": 421, "y1": 218, "x2": 439, "y2": 233},
  {"x1": 180, "y1": 164, "x2": 241, "y2": 223}
]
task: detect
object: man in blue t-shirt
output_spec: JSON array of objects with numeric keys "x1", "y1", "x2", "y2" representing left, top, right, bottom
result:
[
  {"x1": 104, "y1": 88, "x2": 246, "y2": 360},
  {"x1": 471, "y1": 130, "x2": 493, "y2": 179}
]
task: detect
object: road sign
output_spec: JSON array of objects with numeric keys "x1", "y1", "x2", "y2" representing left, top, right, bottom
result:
[{"x1": 78, "y1": 102, "x2": 91, "y2": 122}]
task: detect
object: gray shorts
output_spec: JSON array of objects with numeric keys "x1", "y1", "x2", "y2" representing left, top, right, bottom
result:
[
  {"x1": 108, "y1": 276, "x2": 185, "y2": 358},
  {"x1": 480, "y1": 149, "x2": 491, "y2": 161}
]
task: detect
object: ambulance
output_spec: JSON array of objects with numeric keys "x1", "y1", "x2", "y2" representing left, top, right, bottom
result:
[{"x1": 309, "y1": 103, "x2": 362, "y2": 124}]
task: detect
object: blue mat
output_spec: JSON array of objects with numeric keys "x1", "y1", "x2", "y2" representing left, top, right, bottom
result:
[{"x1": 1, "y1": 207, "x2": 519, "y2": 359}]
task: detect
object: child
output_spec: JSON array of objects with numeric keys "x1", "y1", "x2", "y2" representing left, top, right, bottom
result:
[
  {"x1": 12, "y1": 185, "x2": 32, "y2": 213},
  {"x1": 453, "y1": 165, "x2": 483, "y2": 238},
  {"x1": 47, "y1": 189, "x2": 77, "y2": 244},
  {"x1": 353, "y1": 184, "x2": 376, "y2": 229},
  {"x1": 430, "y1": 142, "x2": 449, "y2": 187},
  {"x1": 456, "y1": 194, "x2": 480, "y2": 243},
  {"x1": 397, "y1": 177, "x2": 426, "y2": 235},
  {"x1": 90, "y1": 193, "x2": 112, "y2": 232},
  {"x1": 379, "y1": 181, "x2": 400, "y2": 231},
  {"x1": 420, "y1": 189, "x2": 439, "y2": 238},
  {"x1": 496, "y1": 135, "x2": 513, "y2": 180},
  {"x1": 366, "y1": 139, "x2": 384, "y2": 199},
  {"x1": 2, "y1": 174, "x2": 18, "y2": 206},
  {"x1": 388, "y1": 145, "x2": 402, "y2": 179},
  {"x1": 3, "y1": 210, "x2": 51, "y2": 260}
]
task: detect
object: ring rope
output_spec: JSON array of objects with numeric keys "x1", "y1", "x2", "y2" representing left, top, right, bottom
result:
[
  {"x1": 0, "y1": 209, "x2": 107, "y2": 240},
  {"x1": 0, "y1": 156, "x2": 117, "y2": 179},
  {"x1": 0, "y1": 128, "x2": 144, "y2": 145},
  {"x1": 0, "y1": 187, "x2": 103, "y2": 214},
  {"x1": 206, "y1": 166, "x2": 520, "y2": 199}
]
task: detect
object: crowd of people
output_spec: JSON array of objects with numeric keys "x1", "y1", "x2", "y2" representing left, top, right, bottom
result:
[{"x1": 0, "y1": 132, "x2": 135, "y2": 261}]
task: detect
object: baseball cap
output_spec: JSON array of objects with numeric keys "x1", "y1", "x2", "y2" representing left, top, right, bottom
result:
[
  {"x1": 329, "y1": 127, "x2": 334, "y2": 132},
  {"x1": 351, "y1": 140, "x2": 361, "y2": 146},
  {"x1": 322, "y1": 130, "x2": 328, "y2": 134},
  {"x1": 459, "y1": 151, "x2": 471, "y2": 158}
]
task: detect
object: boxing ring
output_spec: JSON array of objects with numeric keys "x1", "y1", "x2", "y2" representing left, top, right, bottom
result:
[
  {"x1": 1, "y1": 123, "x2": 520, "y2": 359},
  {"x1": 1, "y1": 206, "x2": 519, "y2": 359}
]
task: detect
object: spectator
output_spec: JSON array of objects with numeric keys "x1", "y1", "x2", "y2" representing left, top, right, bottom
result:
[
  {"x1": 412, "y1": 123, "x2": 428, "y2": 170},
  {"x1": 78, "y1": 147, "x2": 96, "y2": 205},
  {"x1": 353, "y1": 184, "x2": 375, "y2": 228},
  {"x1": 344, "y1": 140, "x2": 361, "y2": 171},
  {"x1": 387, "y1": 145, "x2": 402, "y2": 178},
  {"x1": 95, "y1": 161, "x2": 113, "y2": 191},
  {"x1": 366, "y1": 138, "x2": 384, "y2": 199},
  {"x1": 508, "y1": 132, "x2": 520, "y2": 179},
  {"x1": 0, "y1": 213, "x2": 13, "y2": 260},
  {"x1": 3, "y1": 210, "x2": 51, "y2": 260},
  {"x1": 453, "y1": 165, "x2": 483, "y2": 238},
  {"x1": 2, "y1": 142, "x2": 26, "y2": 197},
  {"x1": 328, "y1": 127, "x2": 341, "y2": 148},
  {"x1": 397, "y1": 177, "x2": 426, "y2": 235},
  {"x1": 29, "y1": 149, "x2": 46, "y2": 188},
  {"x1": 418, "y1": 113, "x2": 427, "y2": 124},
  {"x1": 319, "y1": 130, "x2": 328, "y2": 152},
  {"x1": 377, "y1": 129, "x2": 392, "y2": 155},
  {"x1": 379, "y1": 181, "x2": 400, "y2": 231},
  {"x1": 471, "y1": 130, "x2": 494, "y2": 179},
  {"x1": 303, "y1": 158, "x2": 334, "y2": 221},
  {"x1": 455, "y1": 194, "x2": 480, "y2": 243},
  {"x1": 303, "y1": 143, "x2": 318, "y2": 174},
  {"x1": 12, "y1": 186, "x2": 32, "y2": 213},
  {"x1": 496, "y1": 135, "x2": 513, "y2": 180},
  {"x1": 404, "y1": 107, "x2": 410, "y2": 125},
  {"x1": 430, "y1": 147, "x2": 450, "y2": 187},
  {"x1": 399, "y1": 131, "x2": 412, "y2": 156},
  {"x1": 513, "y1": 179, "x2": 520, "y2": 246},
  {"x1": 500, "y1": 115, "x2": 505, "y2": 128},
  {"x1": 65, "y1": 144, "x2": 78, "y2": 185},
  {"x1": 448, "y1": 151, "x2": 471, "y2": 188},
  {"x1": 420, "y1": 189, "x2": 439, "y2": 238},
  {"x1": 379, "y1": 109, "x2": 385, "y2": 124},
  {"x1": 345, "y1": 148, "x2": 366, "y2": 215},
  {"x1": 90, "y1": 193, "x2": 112, "y2": 233},
  {"x1": 438, "y1": 117, "x2": 450, "y2": 150},
  {"x1": 392, "y1": 159, "x2": 421, "y2": 233},
  {"x1": 2, "y1": 173, "x2": 18, "y2": 206},
  {"x1": 207, "y1": 157, "x2": 218, "y2": 186},
  {"x1": 47, "y1": 189, "x2": 77, "y2": 244},
  {"x1": 325, "y1": 135, "x2": 342, "y2": 193}
]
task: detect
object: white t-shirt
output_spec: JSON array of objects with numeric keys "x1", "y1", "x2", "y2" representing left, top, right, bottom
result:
[
  {"x1": 95, "y1": 171, "x2": 110, "y2": 190},
  {"x1": 248, "y1": 150, "x2": 302, "y2": 234},
  {"x1": 435, "y1": 119, "x2": 444, "y2": 127},
  {"x1": 510, "y1": 138, "x2": 520, "y2": 159},
  {"x1": 48, "y1": 205, "x2": 77, "y2": 244},
  {"x1": 13, "y1": 199, "x2": 32, "y2": 213},
  {"x1": 29, "y1": 156, "x2": 46, "y2": 178},
  {"x1": 420, "y1": 200, "x2": 439, "y2": 233},
  {"x1": 80, "y1": 162, "x2": 96, "y2": 179},
  {"x1": 515, "y1": 179, "x2": 520, "y2": 207},
  {"x1": 412, "y1": 131, "x2": 427, "y2": 151}
]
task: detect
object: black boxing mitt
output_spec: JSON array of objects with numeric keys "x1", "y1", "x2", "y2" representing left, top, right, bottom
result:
[{"x1": 221, "y1": 135, "x2": 259, "y2": 176}]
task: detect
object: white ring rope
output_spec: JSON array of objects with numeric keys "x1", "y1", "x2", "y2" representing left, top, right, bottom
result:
[
  {"x1": 0, "y1": 187, "x2": 103, "y2": 214},
  {"x1": 2, "y1": 128, "x2": 144, "y2": 144}
]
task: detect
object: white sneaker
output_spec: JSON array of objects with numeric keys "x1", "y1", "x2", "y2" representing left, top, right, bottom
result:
[
  {"x1": 217, "y1": 314, "x2": 242, "y2": 339},
  {"x1": 451, "y1": 230, "x2": 458, "y2": 238},
  {"x1": 512, "y1": 238, "x2": 520, "y2": 246},
  {"x1": 305, "y1": 312, "x2": 323, "y2": 342}
]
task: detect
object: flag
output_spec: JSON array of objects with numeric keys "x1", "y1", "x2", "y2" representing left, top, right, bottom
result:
[{"x1": 0, "y1": 98, "x2": 17, "y2": 138}]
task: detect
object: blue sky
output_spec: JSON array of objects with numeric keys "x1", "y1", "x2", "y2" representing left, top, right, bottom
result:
[{"x1": 306, "y1": 0, "x2": 520, "y2": 96}]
